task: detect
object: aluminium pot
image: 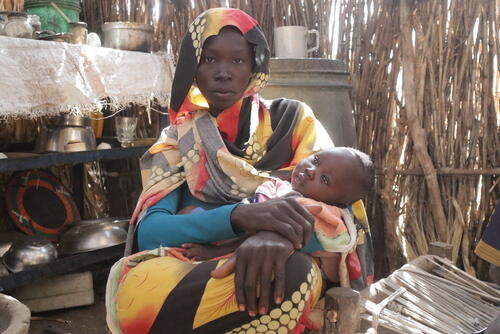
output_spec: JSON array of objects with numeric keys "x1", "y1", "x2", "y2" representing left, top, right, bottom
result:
[
  {"x1": 2, "y1": 235, "x2": 57, "y2": 273},
  {"x1": 102, "y1": 22, "x2": 153, "y2": 52},
  {"x1": 58, "y1": 218, "x2": 129, "y2": 255}
]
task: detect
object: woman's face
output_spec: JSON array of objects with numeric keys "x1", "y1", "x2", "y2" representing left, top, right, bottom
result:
[{"x1": 195, "y1": 27, "x2": 253, "y2": 116}]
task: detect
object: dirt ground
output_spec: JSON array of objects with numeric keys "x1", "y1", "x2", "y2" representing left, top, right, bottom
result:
[
  {"x1": 29, "y1": 295, "x2": 107, "y2": 334},
  {"x1": 26, "y1": 265, "x2": 111, "y2": 334}
]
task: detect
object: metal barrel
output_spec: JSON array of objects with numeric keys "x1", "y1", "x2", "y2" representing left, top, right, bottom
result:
[{"x1": 261, "y1": 58, "x2": 357, "y2": 147}]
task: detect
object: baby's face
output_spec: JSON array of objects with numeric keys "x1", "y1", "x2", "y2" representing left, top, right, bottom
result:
[{"x1": 291, "y1": 149, "x2": 362, "y2": 207}]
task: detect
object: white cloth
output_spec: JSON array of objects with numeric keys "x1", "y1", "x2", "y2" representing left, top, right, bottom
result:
[{"x1": 0, "y1": 36, "x2": 173, "y2": 119}]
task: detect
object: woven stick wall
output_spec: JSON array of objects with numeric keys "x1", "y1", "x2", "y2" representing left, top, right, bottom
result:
[
  {"x1": 0, "y1": 0, "x2": 22, "y2": 11},
  {"x1": 334, "y1": 0, "x2": 499, "y2": 277}
]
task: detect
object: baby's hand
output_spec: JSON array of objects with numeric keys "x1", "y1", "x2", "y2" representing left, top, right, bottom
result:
[{"x1": 182, "y1": 243, "x2": 221, "y2": 261}]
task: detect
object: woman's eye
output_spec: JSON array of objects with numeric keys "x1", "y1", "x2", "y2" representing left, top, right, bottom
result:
[
  {"x1": 312, "y1": 155, "x2": 319, "y2": 165},
  {"x1": 321, "y1": 175, "x2": 329, "y2": 185},
  {"x1": 203, "y1": 56, "x2": 215, "y2": 63},
  {"x1": 233, "y1": 58, "x2": 244, "y2": 64}
]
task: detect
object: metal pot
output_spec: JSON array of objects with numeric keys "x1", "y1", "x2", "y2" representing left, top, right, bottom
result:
[
  {"x1": 0, "y1": 263, "x2": 8, "y2": 277},
  {"x1": 57, "y1": 114, "x2": 91, "y2": 127},
  {"x1": 71, "y1": 217, "x2": 129, "y2": 230},
  {"x1": 102, "y1": 22, "x2": 153, "y2": 52},
  {"x1": 58, "y1": 219, "x2": 128, "y2": 255},
  {"x1": 34, "y1": 125, "x2": 96, "y2": 153},
  {"x1": 0, "y1": 231, "x2": 25, "y2": 257},
  {"x1": 3, "y1": 235, "x2": 58, "y2": 273},
  {"x1": 0, "y1": 11, "x2": 14, "y2": 35},
  {"x1": 69, "y1": 21, "x2": 87, "y2": 45}
]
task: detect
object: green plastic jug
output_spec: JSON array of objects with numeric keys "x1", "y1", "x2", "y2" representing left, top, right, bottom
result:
[{"x1": 24, "y1": 0, "x2": 80, "y2": 33}]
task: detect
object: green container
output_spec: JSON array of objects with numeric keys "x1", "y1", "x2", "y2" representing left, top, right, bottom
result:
[{"x1": 24, "y1": 0, "x2": 80, "y2": 33}]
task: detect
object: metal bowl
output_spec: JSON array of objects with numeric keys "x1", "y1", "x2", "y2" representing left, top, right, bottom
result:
[
  {"x1": 71, "y1": 217, "x2": 129, "y2": 230},
  {"x1": 58, "y1": 220, "x2": 128, "y2": 256},
  {"x1": 102, "y1": 22, "x2": 153, "y2": 52},
  {"x1": 0, "y1": 231, "x2": 25, "y2": 257},
  {"x1": 2, "y1": 235, "x2": 58, "y2": 273},
  {"x1": 0, "y1": 262, "x2": 9, "y2": 277}
]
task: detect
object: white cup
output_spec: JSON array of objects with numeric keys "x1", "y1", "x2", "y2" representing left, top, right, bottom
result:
[{"x1": 274, "y1": 26, "x2": 319, "y2": 58}]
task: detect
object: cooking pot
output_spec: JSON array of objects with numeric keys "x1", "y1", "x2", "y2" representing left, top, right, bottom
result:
[
  {"x1": 34, "y1": 115, "x2": 96, "y2": 153},
  {"x1": 71, "y1": 217, "x2": 129, "y2": 230},
  {"x1": 102, "y1": 22, "x2": 153, "y2": 52},
  {"x1": 3, "y1": 235, "x2": 57, "y2": 273},
  {"x1": 57, "y1": 114, "x2": 91, "y2": 127},
  {"x1": 0, "y1": 263, "x2": 8, "y2": 277},
  {"x1": 0, "y1": 231, "x2": 24, "y2": 257},
  {"x1": 58, "y1": 218, "x2": 128, "y2": 255},
  {"x1": 34, "y1": 125, "x2": 96, "y2": 152}
]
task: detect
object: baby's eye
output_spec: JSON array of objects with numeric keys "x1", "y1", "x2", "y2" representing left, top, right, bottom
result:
[
  {"x1": 233, "y1": 58, "x2": 244, "y2": 64},
  {"x1": 312, "y1": 155, "x2": 320, "y2": 166},
  {"x1": 321, "y1": 175, "x2": 329, "y2": 185},
  {"x1": 202, "y1": 56, "x2": 215, "y2": 63}
]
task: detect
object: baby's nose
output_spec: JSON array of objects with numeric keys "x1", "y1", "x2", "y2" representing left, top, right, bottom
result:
[{"x1": 305, "y1": 167, "x2": 315, "y2": 179}]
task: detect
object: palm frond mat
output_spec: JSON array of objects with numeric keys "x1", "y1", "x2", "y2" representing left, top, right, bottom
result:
[{"x1": 362, "y1": 255, "x2": 500, "y2": 334}]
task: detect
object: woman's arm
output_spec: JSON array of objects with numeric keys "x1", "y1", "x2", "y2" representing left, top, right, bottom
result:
[{"x1": 137, "y1": 185, "x2": 240, "y2": 250}]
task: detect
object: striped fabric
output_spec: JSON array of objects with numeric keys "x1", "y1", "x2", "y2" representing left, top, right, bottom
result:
[{"x1": 106, "y1": 249, "x2": 322, "y2": 334}]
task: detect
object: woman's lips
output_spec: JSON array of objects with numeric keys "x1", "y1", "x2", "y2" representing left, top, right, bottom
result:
[{"x1": 212, "y1": 90, "x2": 234, "y2": 98}]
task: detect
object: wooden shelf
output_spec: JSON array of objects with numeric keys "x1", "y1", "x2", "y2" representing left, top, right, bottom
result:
[
  {"x1": 0, "y1": 146, "x2": 149, "y2": 173},
  {"x1": 0, "y1": 244, "x2": 124, "y2": 292}
]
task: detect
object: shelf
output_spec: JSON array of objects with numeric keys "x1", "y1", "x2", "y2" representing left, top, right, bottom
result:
[
  {"x1": 0, "y1": 244, "x2": 124, "y2": 292},
  {"x1": 0, "y1": 146, "x2": 149, "y2": 173}
]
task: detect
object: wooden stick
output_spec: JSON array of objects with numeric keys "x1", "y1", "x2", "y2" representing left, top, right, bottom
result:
[
  {"x1": 375, "y1": 168, "x2": 500, "y2": 176},
  {"x1": 51, "y1": 2, "x2": 71, "y2": 23},
  {"x1": 399, "y1": 0, "x2": 448, "y2": 241},
  {"x1": 323, "y1": 287, "x2": 360, "y2": 334},
  {"x1": 428, "y1": 241, "x2": 453, "y2": 260}
]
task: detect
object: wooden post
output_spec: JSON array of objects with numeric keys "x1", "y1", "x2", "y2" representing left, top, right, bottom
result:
[
  {"x1": 323, "y1": 287, "x2": 360, "y2": 334},
  {"x1": 428, "y1": 241, "x2": 453, "y2": 260}
]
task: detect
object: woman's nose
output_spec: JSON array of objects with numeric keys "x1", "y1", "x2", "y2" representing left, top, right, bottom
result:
[
  {"x1": 214, "y1": 65, "x2": 232, "y2": 81},
  {"x1": 305, "y1": 167, "x2": 315, "y2": 179}
]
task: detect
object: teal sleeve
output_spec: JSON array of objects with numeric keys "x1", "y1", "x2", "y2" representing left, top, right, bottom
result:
[
  {"x1": 137, "y1": 184, "x2": 240, "y2": 251},
  {"x1": 301, "y1": 233, "x2": 323, "y2": 253}
]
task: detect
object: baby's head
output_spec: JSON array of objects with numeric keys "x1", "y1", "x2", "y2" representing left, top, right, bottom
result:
[{"x1": 291, "y1": 147, "x2": 374, "y2": 207}]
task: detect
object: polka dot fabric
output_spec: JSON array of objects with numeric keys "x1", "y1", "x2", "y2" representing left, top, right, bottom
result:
[{"x1": 225, "y1": 266, "x2": 321, "y2": 334}]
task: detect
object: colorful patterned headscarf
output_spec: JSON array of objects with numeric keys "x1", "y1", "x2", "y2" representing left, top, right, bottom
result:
[
  {"x1": 126, "y1": 8, "x2": 333, "y2": 254},
  {"x1": 169, "y1": 7, "x2": 270, "y2": 124}
]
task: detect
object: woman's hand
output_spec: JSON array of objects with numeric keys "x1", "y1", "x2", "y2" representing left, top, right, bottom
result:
[
  {"x1": 211, "y1": 231, "x2": 294, "y2": 316},
  {"x1": 231, "y1": 198, "x2": 319, "y2": 249}
]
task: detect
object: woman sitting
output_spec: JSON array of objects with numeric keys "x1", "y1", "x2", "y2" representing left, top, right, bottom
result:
[{"x1": 106, "y1": 8, "x2": 373, "y2": 334}]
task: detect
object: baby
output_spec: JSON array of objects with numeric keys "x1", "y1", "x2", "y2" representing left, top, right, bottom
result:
[{"x1": 182, "y1": 147, "x2": 374, "y2": 269}]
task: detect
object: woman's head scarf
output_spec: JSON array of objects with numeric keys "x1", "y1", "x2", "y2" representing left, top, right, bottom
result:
[{"x1": 169, "y1": 8, "x2": 270, "y2": 125}]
